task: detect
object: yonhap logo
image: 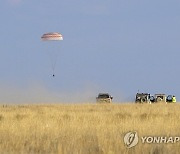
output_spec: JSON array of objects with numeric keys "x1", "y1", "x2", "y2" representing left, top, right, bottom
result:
[
  {"x1": 124, "y1": 131, "x2": 139, "y2": 148},
  {"x1": 124, "y1": 131, "x2": 180, "y2": 148}
]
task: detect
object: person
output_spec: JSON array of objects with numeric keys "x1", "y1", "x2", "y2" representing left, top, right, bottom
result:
[{"x1": 172, "y1": 95, "x2": 176, "y2": 103}]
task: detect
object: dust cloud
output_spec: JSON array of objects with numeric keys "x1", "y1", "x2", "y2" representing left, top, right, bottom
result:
[{"x1": 0, "y1": 83, "x2": 100, "y2": 104}]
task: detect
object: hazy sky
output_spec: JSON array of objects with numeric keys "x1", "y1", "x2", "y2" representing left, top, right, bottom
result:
[{"x1": 0, "y1": 0, "x2": 180, "y2": 103}]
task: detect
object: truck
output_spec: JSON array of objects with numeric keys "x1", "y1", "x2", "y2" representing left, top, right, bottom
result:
[
  {"x1": 154, "y1": 94, "x2": 166, "y2": 103},
  {"x1": 96, "y1": 93, "x2": 113, "y2": 103},
  {"x1": 135, "y1": 93, "x2": 152, "y2": 104}
]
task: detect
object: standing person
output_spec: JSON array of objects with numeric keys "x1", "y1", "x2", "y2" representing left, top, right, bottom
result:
[{"x1": 172, "y1": 95, "x2": 176, "y2": 103}]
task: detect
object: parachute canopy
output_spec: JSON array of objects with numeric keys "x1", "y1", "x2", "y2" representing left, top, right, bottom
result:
[{"x1": 41, "y1": 32, "x2": 63, "y2": 41}]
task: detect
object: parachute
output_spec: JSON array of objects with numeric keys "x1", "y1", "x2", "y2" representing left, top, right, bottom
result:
[
  {"x1": 41, "y1": 32, "x2": 63, "y2": 41},
  {"x1": 41, "y1": 32, "x2": 63, "y2": 77}
]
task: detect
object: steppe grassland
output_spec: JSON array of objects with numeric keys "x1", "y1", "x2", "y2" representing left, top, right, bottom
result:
[{"x1": 0, "y1": 103, "x2": 180, "y2": 154}]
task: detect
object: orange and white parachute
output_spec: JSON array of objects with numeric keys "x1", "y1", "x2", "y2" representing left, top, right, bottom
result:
[
  {"x1": 41, "y1": 32, "x2": 63, "y2": 77},
  {"x1": 41, "y1": 32, "x2": 63, "y2": 41}
]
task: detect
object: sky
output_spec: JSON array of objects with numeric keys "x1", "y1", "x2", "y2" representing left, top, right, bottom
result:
[{"x1": 0, "y1": 0, "x2": 180, "y2": 103}]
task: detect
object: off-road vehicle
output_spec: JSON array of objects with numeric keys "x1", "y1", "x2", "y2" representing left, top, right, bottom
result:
[
  {"x1": 154, "y1": 94, "x2": 166, "y2": 103},
  {"x1": 135, "y1": 93, "x2": 152, "y2": 104},
  {"x1": 96, "y1": 93, "x2": 113, "y2": 103}
]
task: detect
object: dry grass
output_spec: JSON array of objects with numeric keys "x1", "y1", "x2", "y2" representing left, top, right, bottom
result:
[{"x1": 0, "y1": 103, "x2": 180, "y2": 154}]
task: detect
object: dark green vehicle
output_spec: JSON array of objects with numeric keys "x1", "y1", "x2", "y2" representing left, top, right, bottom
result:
[{"x1": 135, "y1": 93, "x2": 152, "y2": 104}]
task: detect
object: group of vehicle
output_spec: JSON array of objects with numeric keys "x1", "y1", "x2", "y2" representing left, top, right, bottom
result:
[
  {"x1": 135, "y1": 93, "x2": 176, "y2": 104},
  {"x1": 95, "y1": 93, "x2": 176, "y2": 104}
]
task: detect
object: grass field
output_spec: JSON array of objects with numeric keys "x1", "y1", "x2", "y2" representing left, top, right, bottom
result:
[{"x1": 0, "y1": 103, "x2": 180, "y2": 154}]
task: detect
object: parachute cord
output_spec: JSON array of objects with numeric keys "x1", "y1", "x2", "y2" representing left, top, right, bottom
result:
[
  {"x1": 50, "y1": 51, "x2": 58, "y2": 76},
  {"x1": 45, "y1": 44, "x2": 61, "y2": 77},
  {"x1": 51, "y1": 61, "x2": 56, "y2": 76}
]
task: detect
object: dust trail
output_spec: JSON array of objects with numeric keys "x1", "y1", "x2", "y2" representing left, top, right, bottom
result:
[{"x1": 0, "y1": 83, "x2": 101, "y2": 104}]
